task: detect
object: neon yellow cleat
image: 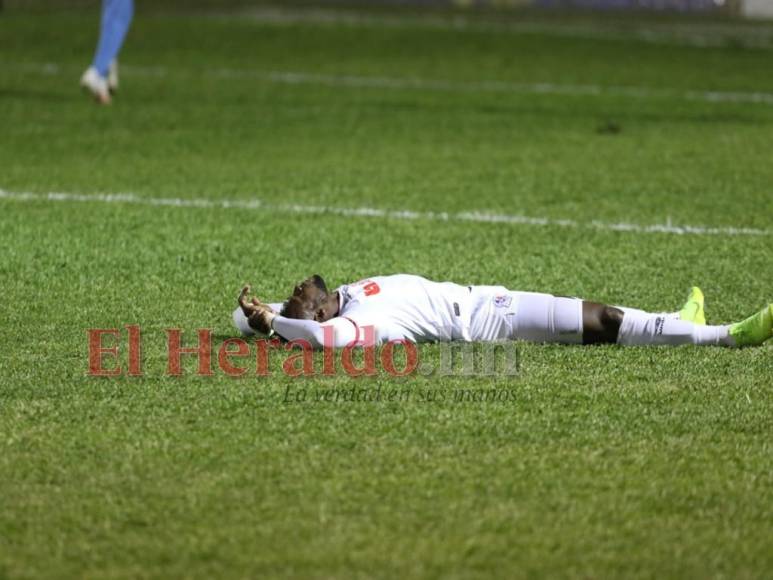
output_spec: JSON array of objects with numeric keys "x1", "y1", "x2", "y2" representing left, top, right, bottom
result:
[
  {"x1": 679, "y1": 286, "x2": 706, "y2": 325},
  {"x1": 729, "y1": 304, "x2": 773, "y2": 347}
]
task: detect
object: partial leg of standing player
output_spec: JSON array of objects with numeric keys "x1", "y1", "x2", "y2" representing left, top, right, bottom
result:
[{"x1": 80, "y1": 0, "x2": 134, "y2": 104}]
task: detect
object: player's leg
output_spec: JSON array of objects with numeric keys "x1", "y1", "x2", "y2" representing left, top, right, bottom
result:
[
  {"x1": 509, "y1": 291, "x2": 771, "y2": 347},
  {"x1": 608, "y1": 287, "x2": 705, "y2": 326},
  {"x1": 81, "y1": 0, "x2": 133, "y2": 104},
  {"x1": 507, "y1": 290, "x2": 697, "y2": 345},
  {"x1": 582, "y1": 302, "x2": 624, "y2": 344},
  {"x1": 93, "y1": 0, "x2": 134, "y2": 78},
  {"x1": 507, "y1": 293, "x2": 585, "y2": 344},
  {"x1": 585, "y1": 286, "x2": 707, "y2": 344},
  {"x1": 588, "y1": 301, "x2": 772, "y2": 347},
  {"x1": 108, "y1": 60, "x2": 119, "y2": 94},
  {"x1": 585, "y1": 301, "x2": 736, "y2": 346}
]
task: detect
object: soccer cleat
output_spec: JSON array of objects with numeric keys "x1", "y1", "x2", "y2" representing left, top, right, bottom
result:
[
  {"x1": 729, "y1": 304, "x2": 773, "y2": 347},
  {"x1": 108, "y1": 60, "x2": 119, "y2": 95},
  {"x1": 80, "y1": 66, "x2": 111, "y2": 105},
  {"x1": 679, "y1": 286, "x2": 706, "y2": 325}
]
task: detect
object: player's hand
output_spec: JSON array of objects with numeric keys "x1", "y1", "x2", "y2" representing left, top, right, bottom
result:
[{"x1": 238, "y1": 285, "x2": 276, "y2": 335}]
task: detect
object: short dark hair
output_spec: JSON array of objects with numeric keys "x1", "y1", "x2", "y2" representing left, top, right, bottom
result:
[
  {"x1": 280, "y1": 296, "x2": 315, "y2": 320},
  {"x1": 309, "y1": 274, "x2": 327, "y2": 293}
]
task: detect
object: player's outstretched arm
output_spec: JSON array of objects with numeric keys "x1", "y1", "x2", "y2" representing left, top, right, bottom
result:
[
  {"x1": 271, "y1": 316, "x2": 358, "y2": 349},
  {"x1": 235, "y1": 285, "x2": 357, "y2": 348}
]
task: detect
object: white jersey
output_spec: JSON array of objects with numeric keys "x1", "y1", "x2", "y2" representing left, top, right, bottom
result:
[
  {"x1": 234, "y1": 274, "x2": 581, "y2": 349},
  {"x1": 337, "y1": 275, "x2": 473, "y2": 344}
]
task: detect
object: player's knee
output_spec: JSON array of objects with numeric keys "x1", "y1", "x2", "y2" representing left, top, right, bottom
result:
[
  {"x1": 600, "y1": 305, "x2": 624, "y2": 333},
  {"x1": 583, "y1": 302, "x2": 625, "y2": 344}
]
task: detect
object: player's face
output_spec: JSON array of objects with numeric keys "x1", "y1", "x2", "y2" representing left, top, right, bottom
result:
[
  {"x1": 291, "y1": 275, "x2": 327, "y2": 300},
  {"x1": 283, "y1": 275, "x2": 329, "y2": 321}
]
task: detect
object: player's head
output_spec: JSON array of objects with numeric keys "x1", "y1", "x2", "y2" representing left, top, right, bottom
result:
[{"x1": 280, "y1": 274, "x2": 337, "y2": 322}]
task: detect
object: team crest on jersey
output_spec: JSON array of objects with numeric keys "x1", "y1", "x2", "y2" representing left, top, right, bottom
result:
[{"x1": 494, "y1": 295, "x2": 512, "y2": 308}]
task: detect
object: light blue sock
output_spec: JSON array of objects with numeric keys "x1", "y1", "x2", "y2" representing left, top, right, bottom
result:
[{"x1": 92, "y1": 0, "x2": 134, "y2": 77}]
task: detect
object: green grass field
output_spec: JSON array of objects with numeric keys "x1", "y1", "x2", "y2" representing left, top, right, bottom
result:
[{"x1": 1, "y1": 5, "x2": 772, "y2": 578}]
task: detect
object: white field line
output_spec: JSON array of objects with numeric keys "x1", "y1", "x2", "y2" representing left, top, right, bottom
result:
[
  {"x1": 12, "y1": 60, "x2": 773, "y2": 106},
  {"x1": 226, "y1": 7, "x2": 773, "y2": 50},
  {"x1": 0, "y1": 189, "x2": 767, "y2": 238}
]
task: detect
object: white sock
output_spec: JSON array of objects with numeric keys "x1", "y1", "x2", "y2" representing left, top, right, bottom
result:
[
  {"x1": 617, "y1": 310, "x2": 735, "y2": 347},
  {"x1": 614, "y1": 306, "x2": 681, "y2": 320}
]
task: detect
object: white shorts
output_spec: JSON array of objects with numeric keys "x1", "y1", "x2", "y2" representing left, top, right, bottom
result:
[{"x1": 469, "y1": 288, "x2": 584, "y2": 344}]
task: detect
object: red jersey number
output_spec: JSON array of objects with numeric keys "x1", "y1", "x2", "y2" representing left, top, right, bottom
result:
[{"x1": 353, "y1": 279, "x2": 381, "y2": 297}]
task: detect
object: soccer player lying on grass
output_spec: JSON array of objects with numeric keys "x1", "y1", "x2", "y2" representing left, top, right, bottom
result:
[{"x1": 233, "y1": 274, "x2": 772, "y2": 348}]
